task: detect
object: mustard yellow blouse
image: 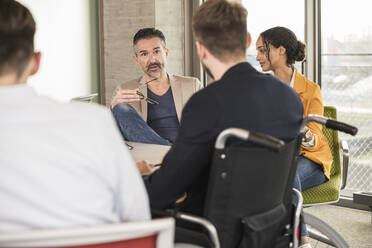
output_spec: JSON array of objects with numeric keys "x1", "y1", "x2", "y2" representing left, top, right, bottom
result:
[{"x1": 293, "y1": 71, "x2": 333, "y2": 179}]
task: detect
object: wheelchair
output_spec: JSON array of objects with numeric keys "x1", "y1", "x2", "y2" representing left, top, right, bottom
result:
[{"x1": 154, "y1": 115, "x2": 357, "y2": 248}]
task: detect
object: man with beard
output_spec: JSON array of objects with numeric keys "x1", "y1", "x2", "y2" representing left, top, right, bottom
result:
[
  {"x1": 111, "y1": 28, "x2": 202, "y2": 145},
  {"x1": 140, "y1": 0, "x2": 303, "y2": 222}
]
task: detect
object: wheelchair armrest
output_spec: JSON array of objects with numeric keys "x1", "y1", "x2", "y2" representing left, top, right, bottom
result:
[
  {"x1": 151, "y1": 209, "x2": 220, "y2": 248},
  {"x1": 339, "y1": 139, "x2": 349, "y2": 190}
]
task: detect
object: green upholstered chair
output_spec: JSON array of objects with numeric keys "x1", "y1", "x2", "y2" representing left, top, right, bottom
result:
[
  {"x1": 70, "y1": 93, "x2": 98, "y2": 103},
  {"x1": 302, "y1": 106, "x2": 350, "y2": 206}
]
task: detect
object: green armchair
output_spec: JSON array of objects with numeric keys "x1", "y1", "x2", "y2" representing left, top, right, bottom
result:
[{"x1": 302, "y1": 106, "x2": 350, "y2": 205}]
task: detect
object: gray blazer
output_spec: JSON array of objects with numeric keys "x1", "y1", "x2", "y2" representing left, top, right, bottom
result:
[{"x1": 111, "y1": 74, "x2": 203, "y2": 121}]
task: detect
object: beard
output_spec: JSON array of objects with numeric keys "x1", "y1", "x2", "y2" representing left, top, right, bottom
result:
[
  {"x1": 201, "y1": 62, "x2": 214, "y2": 80},
  {"x1": 146, "y1": 62, "x2": 163, "y2": 78}
]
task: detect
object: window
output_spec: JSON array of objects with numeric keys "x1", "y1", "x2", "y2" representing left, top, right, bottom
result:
[
  {"x1": 243, "y1": 0, "x2": 304, "y2": 72},
  {"x1": 320, "y1": 0, "x2": 372, "y2": 196},
  {"x1": 18, "y1": 0, "x2": 99, "y2": 102}
]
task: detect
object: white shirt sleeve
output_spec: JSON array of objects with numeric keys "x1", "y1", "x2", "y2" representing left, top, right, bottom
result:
[
  {"x1": 116, "y1": 149, "x2": 151, "y2": 222},
  {"x1": 104, "y1": 111, "x2": 151, "y2": 222}
]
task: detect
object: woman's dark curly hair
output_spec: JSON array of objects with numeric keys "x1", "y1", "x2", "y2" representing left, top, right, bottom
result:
[{"x1": 260, "y1": 26, "x2": 305, "y2": 67}]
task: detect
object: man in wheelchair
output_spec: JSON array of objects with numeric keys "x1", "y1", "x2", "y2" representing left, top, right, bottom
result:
[{"x1": 138, "y1": 0, "x2": 304, "y2": 247}]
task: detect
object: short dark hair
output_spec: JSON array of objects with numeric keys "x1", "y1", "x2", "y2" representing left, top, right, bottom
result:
[
  {"x1": 192, "y1": 0, "x2": 248, "y2": 62},
  {"x1": 260, "y1": 26, "x2": 305, "y2": 66},
  {"x1": 133, "y1": 28, "x2": 166, "y2": 53},
  {"x1": 0, "y1": 0, "x2": 36, "y2": 77}
]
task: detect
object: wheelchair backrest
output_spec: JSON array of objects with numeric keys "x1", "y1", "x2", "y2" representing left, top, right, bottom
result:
[{"x1": 203, "y1": 137, "x2": 302, "y2": 248}]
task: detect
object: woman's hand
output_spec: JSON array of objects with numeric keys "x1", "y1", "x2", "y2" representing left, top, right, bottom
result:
[{"x1": 303, "y1": 126, "x2": 314, "y2": 143}]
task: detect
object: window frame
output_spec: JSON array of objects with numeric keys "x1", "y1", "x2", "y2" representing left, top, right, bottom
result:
[{"x1": 313, "y1": 0, "x2": 371, "y2": 210}]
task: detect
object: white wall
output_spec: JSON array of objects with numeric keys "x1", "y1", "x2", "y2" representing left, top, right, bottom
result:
[{"x1": 18, "y1": 0, "x2": 98, "y2": 102}]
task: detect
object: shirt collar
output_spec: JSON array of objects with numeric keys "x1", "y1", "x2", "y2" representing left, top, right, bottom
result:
[
  {"x1": 290, "y1": 68, "x2": 296, "y2": 88},
  {"x1": 0, "y1": 84, "x2": 35, "y2": 99},
  {"x1": 220, "y1": 62, "x2": 256, "y2": 82}
]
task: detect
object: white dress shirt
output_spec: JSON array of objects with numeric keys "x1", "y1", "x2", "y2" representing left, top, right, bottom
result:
[{"x1": 0, "y1": 84, "x2": 150, "y2": 233}]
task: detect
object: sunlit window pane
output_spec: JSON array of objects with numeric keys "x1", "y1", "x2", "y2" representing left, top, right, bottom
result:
[
  {"x1": 321, "y1": 0, "x2": 372, "y2": 196},
  {"x1": 242, "y1": 0, "x2": 304, "y2": 72},
  {"x1": 18, "y1": 0, "x2": 98, "y2": 102}
]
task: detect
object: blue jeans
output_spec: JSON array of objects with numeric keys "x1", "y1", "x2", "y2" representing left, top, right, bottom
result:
[
  {"x1": 293, "y1": 155, "x2": 326, "y2": 237},
  {"x1": 112, "y1": 103, "x2": 171, "y2": 146}
]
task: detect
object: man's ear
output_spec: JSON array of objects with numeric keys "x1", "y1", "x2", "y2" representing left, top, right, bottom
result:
[
  {"x1": 246, "y1": 32, "x2": 252, "y2": 49},
  {"x1": 30, "y1": 52, "x2": 41, "y2": 76},
  {"x1": 133, "y1": 53, "x2": 140, "y2": 65},
  {"x1": 195, "y1": 41, "x2": 206, "y2": 60}
]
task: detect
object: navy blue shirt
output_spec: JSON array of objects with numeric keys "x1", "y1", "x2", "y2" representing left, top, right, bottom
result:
[{"x1": 147, "y1": 87, "x2": 179, "y2": 143}]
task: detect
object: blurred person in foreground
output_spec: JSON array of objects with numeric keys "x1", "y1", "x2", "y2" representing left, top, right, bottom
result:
[{"x1": 0, "y1": 0, "x2": 150, "y2": 233}]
